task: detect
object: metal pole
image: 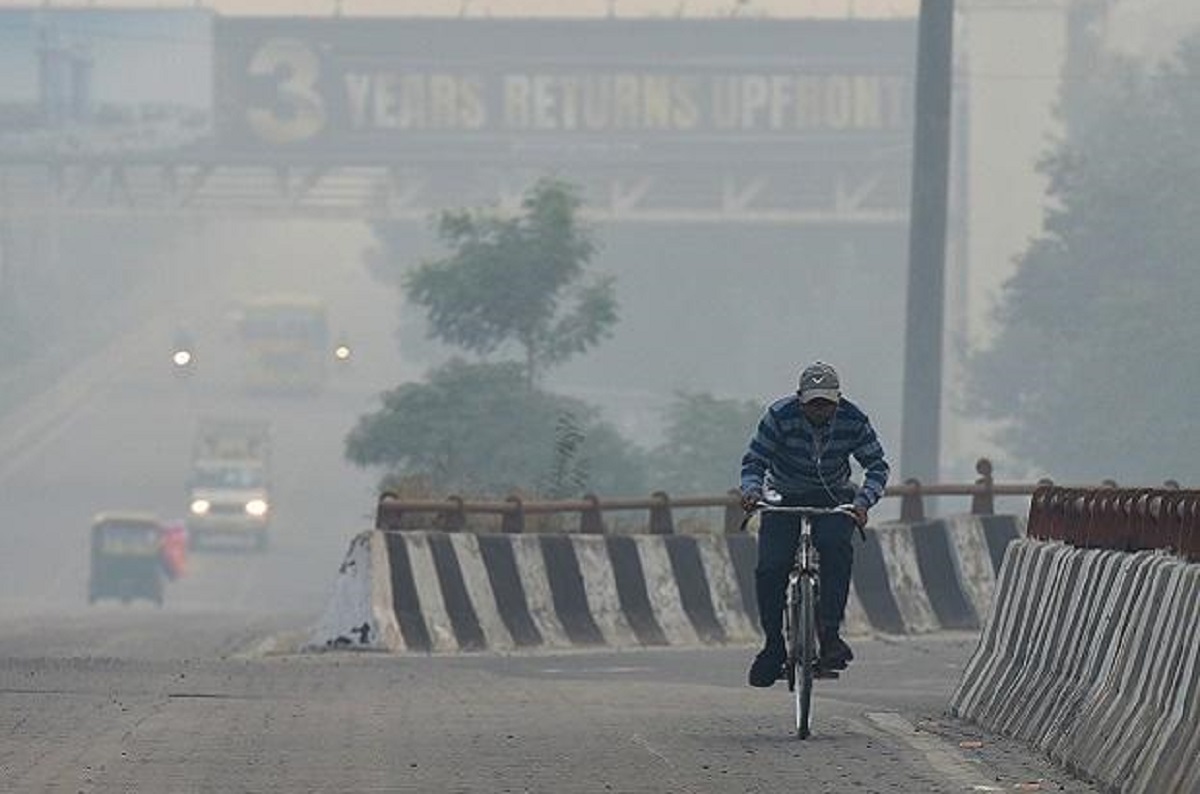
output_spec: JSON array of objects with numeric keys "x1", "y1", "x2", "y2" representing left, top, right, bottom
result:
[{"x1": 901, "y1": 0, "x2": 954, "y2": 484}]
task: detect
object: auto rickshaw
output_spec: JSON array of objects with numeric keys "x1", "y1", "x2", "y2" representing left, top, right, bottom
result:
[{"x1": 88, "y1": 512, "x2": 165, "y2": 606}]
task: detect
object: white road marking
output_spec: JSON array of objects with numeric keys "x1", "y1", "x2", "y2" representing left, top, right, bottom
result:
[
  {"x1": 539, "y1": 666, "x2": 650, "y2": 675},
  {"x1": 630, "y1": 732, "x2": 700, "y2": 794},
  {"x1": 0, "y1": 384, "x2": 97, "y2": 484},
  {"x1": 865, "y1": 711, "x2": 999, "y2": 790}
]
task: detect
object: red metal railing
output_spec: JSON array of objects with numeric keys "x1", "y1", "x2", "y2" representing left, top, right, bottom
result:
[{"x1": 1027, "y1": 485, "x2": 1200, "y2": 562}]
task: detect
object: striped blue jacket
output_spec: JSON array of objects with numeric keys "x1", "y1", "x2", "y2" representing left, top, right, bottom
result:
[{"x1": 740, "y1": 395, "x2": 890, "y2": 510}]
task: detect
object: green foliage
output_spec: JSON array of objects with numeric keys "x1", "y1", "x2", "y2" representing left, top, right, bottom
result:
[
  {"x1": 541, "y1": 411, "x2": 589, "y2": 499},
  {"x1": 647, "y1": 391, "x2": 764, "y2": 494},
  {"x1": 345, "y1": 359, "x2": 646, "y2": 497},
  {"x1": 968, "y1": 34, "x2": 1200, "y2": 482},
  {"x1": 402, "y1": 177, "x2": 617, "y2": 383},
  {"x1": 350, "y1": 178, "x2": 638, "y2": 498}
]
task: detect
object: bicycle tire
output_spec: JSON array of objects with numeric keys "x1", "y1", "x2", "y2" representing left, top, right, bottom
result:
[
  {"x1": 797, "y1": 575, "x2": 817, "y2": 739},
  {"x1": 785, "y1": 576, "x2": 799, "y2": 693}
]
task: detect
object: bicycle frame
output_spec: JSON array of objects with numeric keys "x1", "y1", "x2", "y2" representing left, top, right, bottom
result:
[{"x1": 747, "y1": 502, "x2": 855, "y2": 739}]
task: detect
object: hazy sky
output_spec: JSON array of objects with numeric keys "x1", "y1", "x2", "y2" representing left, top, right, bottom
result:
[
  {"x1": 5, "y1": 0, "x2": 1198, "y2": 487},
  {"x1": 0, "y1": 9, "x2": 211, "y2": 106}
]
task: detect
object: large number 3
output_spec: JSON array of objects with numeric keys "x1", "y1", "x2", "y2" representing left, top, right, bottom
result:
[{"x1": 246, "y1": 38, "x2": 327, "y2": 145}]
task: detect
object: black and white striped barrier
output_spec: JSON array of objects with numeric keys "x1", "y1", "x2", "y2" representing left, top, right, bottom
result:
[
  {"x1": 309, "y1": 514, "x2": 1024, "y2": 653},
  {"x1": 949, "y1": 539, "x2": 1199, "y2": 794}
]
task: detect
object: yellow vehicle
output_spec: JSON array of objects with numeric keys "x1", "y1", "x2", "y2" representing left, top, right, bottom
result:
[
  {"x1": 88, "y1": 512, "x2": 165, "y2": 606},
  {"x1": 237, "y1": 295, "x2": 330, "y2": 393}
]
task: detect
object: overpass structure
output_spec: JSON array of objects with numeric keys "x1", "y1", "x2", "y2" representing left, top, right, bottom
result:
[
  {"x1": 0, "y1": 152, "x2": 908, "y2": 224},
  {"x1": 0, "y1": 13, "x2": 916, "y2": 225}
]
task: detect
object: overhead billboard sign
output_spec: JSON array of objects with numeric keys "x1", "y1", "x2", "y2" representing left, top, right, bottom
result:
[
  {"x1": 0, "y1": 9, "x2": 213, "y2": 156},
  {"x1": 215, "y1": 18, "x2": 915, "y2": 163}
]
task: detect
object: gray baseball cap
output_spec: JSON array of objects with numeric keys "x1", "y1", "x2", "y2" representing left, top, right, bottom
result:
[{"x1": 798, "y1": 361, "x2": 841, "y2": 403}]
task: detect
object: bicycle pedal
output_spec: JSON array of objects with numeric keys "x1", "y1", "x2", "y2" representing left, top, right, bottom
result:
[{"x1": 813, "y1": 667, "x2": 841, "y2": 680}]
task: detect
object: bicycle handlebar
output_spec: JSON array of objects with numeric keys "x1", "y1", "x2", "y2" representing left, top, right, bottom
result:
[
  {"x1": 739, "y1": 502, "x2": 866, "y2": 541},
  {"x1": 750, "y1": 503, "x2": 857, "y2": 516}
]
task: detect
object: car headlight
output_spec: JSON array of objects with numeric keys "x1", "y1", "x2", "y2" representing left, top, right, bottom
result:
[
  {"x1": 190, "y1": 499, "x2": 211, "y2": 515},
  {"x1": 245, "y1": 499, "x2": 269, "y2": 517}
]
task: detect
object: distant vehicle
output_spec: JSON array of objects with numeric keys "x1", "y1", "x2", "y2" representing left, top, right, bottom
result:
[
  {"x1": 160, "y1": 519, "x2": 188, "y2": 580},
  {"x1": 236, "y1": 294, "x2": 330, "y2": 394},
  {"x1": 88, "y1": 512, "x2": 165, "y2": 606},
  {"x1": 186, "y1": 418, "x2": 272, "y2": 552},
  {"x1": 171, "y1": 329, "x2": 196, "y2": 377}
]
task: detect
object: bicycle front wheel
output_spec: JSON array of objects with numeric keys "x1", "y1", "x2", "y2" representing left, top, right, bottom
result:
[
  {"x1": 796, "y1": 575, "x2": 817, "y2": 739},
  {"x1": 785, "y1": 579, "x2": 799, "y2": 693}
]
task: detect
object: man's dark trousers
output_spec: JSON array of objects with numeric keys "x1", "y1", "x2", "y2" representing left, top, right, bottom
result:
[{"x1": 754, "y1": 493, "x2": 855, "y2": 646}]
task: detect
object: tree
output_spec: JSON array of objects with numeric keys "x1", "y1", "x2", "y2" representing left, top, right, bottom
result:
[
  {"x1": 402, "y1": 178, "x2": 617, "y2": 385},
  {"x1": 967, "y1": 34, "x2": 1200, "y2": 482},
  {"x1": 345, "y1": 359, "x2": 646, "y2": 497},
  {"x1": 348, "y1": 179, "x2": 638, "y2": 498},
  {"x1": 647, "y1": 392, "x2": 764, "y2": 494}
]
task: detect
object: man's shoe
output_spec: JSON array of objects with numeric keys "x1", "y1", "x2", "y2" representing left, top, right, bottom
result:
[
  {"x1": 819, "y1": 634, "x2": 853, "y2": 671},
  {"x1": 748, "y1": 645, "x2": 785, "y2": 687}
]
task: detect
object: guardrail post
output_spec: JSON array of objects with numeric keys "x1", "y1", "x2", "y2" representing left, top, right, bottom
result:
[
  {"x1": 440, "y1": 495, "x2": 466, "y2": 532},
  {"x1": 900, "y1": 478, "x2": 925, "y2": 522},
  {"x1": 376, "y1": 490, "x2": 402, "y2": 530},
  {"x1": 1183, "y1": 493, "x2": 1199, "y2": 563},
  {"x1": 970, "y1": 457, "x2": 994, "y2": 516},
  {"x1": 1146, "y1": 491, "x2": 1173, "y2": 552},
  {"x1": 724, "y1": 489, "x2": 743, "y2": 534},
  {"x1": 580, "y1": 493, "x2": 605, "y2": 534},
  {"x1": 1027, "y1": 484, "x2": 1052, "y2": 539},
  {"x1": 501, "y1": 494, "x2": 525, "y2": 534},
  {"x1": 649, "y1": 491, "x2": 674, "y2": 535}
]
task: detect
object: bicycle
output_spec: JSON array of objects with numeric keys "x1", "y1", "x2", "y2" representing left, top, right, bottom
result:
[{"x1": 741, "y1": 501, "x2": 859, "y2": 740}]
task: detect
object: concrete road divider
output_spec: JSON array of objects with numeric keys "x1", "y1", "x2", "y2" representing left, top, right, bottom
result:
[
  {"x1": 309, "y1": 515, "x2": 1024, "y2": 654},
  {"x1": 950, "y1": 539, "x2": 1199, "y2": 794},
  {"x1": 850, "y1": 514, "x2": 1022, "y2": 636},
  {"x1": 308, "y1": 532, "x2": 400, "y2": 651}
]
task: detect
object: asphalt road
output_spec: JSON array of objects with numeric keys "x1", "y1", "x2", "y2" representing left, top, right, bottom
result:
[
  {"x1": 0, "y1": 623, "x2": 1100, "y2": 793},
  {"x1": 0, "y1": 223, "x2": 1101, "y2": 792}
]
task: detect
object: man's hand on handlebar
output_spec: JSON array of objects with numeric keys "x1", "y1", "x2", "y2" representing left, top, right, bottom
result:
[
  {"x1": 850, "y1": 505, "x2": 868, "y2": 529},
  {"x1": 740, "y1": 489, "x2": 763, "y2": 513}
]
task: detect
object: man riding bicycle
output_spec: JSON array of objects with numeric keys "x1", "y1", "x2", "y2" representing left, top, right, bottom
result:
[{"x1": 740, "y1": 361, "x2": 890, "y2": 687}]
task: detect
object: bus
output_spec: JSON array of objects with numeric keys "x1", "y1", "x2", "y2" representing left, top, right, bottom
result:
[{"x1": 237, "y1": 295, "x2": 330, "y2": 393}]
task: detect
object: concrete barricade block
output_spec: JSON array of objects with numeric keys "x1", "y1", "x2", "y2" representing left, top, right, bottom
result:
[
  {"x1": 312, "y1": 515, "x2": 1021, "y2": 655},
  {"x1": 950, "y1": 539, "x2": 1200, "y2": 794}
]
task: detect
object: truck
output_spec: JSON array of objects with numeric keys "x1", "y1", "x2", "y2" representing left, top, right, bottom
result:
[
  {"x1": 186, "y1": 418, "x2": 272, "y2": 552},
  {"x1": 236, "y1": 294, "x2": 330, "y2": 394}
]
